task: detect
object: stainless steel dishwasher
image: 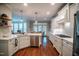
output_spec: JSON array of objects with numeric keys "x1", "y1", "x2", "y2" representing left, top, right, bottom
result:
[{"x1": 30, "y1": 36, "x2": 39, "y2": 47}]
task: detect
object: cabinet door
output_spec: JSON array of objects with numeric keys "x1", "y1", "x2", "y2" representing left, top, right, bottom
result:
[
  {"x1": 0, "y1": 40, "x2": 8, "y2": 56},
  {"x1": 8, "y1": 39, "x2": 15, "y2": 56},
  {"x1": 48, "y1": 33, "x2": 52, "y2": 41},
  {"x1": 62, "y1": 41, "x2": 73, "y2": 56},
  {"x1": 53, "y1": 36, "x2": 58, "y2": 47},
  {"x1": 52, "y1": 35, "x2": 56, "y2": 44},
  {"x1": 53, "y1": 37, "x2": 63, "y2": 55},
  {"x1": 56, "y1": 39, "x2": 62, "y2": 54},
  {"x1": 19, "y1": 36, "x2": 30, "y2": 49},
  {"x1": 25, "y1": 36, "x2": 30, "y2": 47},
  {"x1": 14, "y1": 38, "x2": 19, "y2": 53},
  {"x1": 19, "y1": 36, "x2": 26, "y2": 49}
]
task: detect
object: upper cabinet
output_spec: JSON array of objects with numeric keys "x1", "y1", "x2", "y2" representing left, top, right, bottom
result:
[
  {"x1": 51, "y1": 3, "x2": 77, "y2": 37},
  {"x1": 57, "y1": 4, "x2": 69, "y2": 24}
]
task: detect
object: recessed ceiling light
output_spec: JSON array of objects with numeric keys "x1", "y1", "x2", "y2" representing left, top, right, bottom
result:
[
  {"x1": 46, "y1": 11, "x2": 50, "y2": 15},
  {"x1": 24, "y1": 3, "x2": 28, "y2": 6},
  {"x1": 51, "y1": 3, "x2": 55, "y2": 5}
]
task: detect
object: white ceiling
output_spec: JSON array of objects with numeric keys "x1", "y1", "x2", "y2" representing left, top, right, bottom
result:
[{"x1": 6, "y1": 3, "x2": 65, "y2": 21}]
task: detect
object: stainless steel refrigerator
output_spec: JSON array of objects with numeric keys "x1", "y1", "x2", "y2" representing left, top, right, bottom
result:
[{"x1": 73, "y1": 11, "x2": 79, "y2": 56}]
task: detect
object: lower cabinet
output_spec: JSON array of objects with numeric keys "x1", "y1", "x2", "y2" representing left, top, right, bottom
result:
[
  {"x1": 53, "y1": 37, "x2": 63, "y2": 55},
  {"x1": 19, "y1": 36, "x2": 30, "y2": 49},
  {"x1": 0, "y1": 38, "x2": 19, "y2": 56},
  {"x1": 8, "y1": 38, "x2": 19, "y2": 56},
  {"x1": 48, "y1": 33, "x2": 73, "y2": 56},
  {"x1": 8, "y1": 38, "x2": 15, "y2": 56},
  {"x1": 14, "y1": 38, "x2": 20, "y2": 53},
  {"x1": 0, "y1": 36, "x2": 30, "y2": 56},
  {"x1": 0, "y1": 40, "x2": 9, "y2": 56},
  {"x1": 48, "y1": 33, "x2": 55, "y2": 45},
  {"x1": 48, "y1": 34, "x2": 63, "y2": 55},
  {"x1": 62, "y1": 40, "x2": 73, "y2": 56}
]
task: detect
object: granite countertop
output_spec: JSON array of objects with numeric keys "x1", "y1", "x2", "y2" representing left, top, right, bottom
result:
[
  {"x1": 62, "y1": 38, "x2": 73, "y2": 43},
  {"x1": 27, "y1": 33, "x2": 42, "y2": 36},
  {"x1": 0, "y1": 35, "x2": 17, "y2": 40},
  {"x1": 50, "y1": 32, "x2": 73, "y2": 43},
  {"x1": 0, "y1": 32, "x2": 42, "y2": 40}
]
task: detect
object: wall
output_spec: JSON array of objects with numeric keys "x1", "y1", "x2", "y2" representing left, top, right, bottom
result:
[{"x1": 0, "y1": 4, "x2": 12, "y2": 37}]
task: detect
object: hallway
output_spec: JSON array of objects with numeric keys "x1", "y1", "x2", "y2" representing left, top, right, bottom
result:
[{"x1": 14, "y1": 36, "x2": 59, "y2": 56}]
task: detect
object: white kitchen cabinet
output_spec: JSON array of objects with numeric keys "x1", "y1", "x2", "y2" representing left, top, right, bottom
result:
[
  {"x1": 19, "y1": 36, "x2": 30, "y2": 49},
  {"x1": 19, "y1": 36, "x2": 25, "y2": 49},
  {"x1": 14, "y1": 37, "x2": 20, "y2": 53},
  {"x1": 0, "y1": 35, "x2": 30, "y2": 56},
  {"x1": 53, "y1": 37, "x2": 63, "y2": 55},
  {"x1": 0, "y1": 40, "x2": 9, "y2": 56},
  {"x1": 49, "y1": 34, "x2": 52, "y2": 42},
  {"x1": 0, "y1": 37, "x2": 19, "y2": 56},
  {"x1": 51, "y1": 35, "x2": 57, "y2": 46},
  {"x1": 62, "y1": 40, "x2": 73, "y2": 56},
  {"x1": 8, "y1": 37, "x2": 19, "y2": 56},
  {"x1": 48, "y1": 33, "x2": 55, "y2": 44},
  {"x1": 8, "y1": 38, "x2": 15, "y2": 56},
  {"x1": 25, "y1": 36, "x2": 30, "y2": 47},
  {"x1": 48, "y1": 33, "x2": 73, "y2": 56},
  {"x1": 48, "y1": 33, "x2": 63, "y2": 55}
]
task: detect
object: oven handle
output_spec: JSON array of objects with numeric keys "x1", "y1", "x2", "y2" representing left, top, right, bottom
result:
[{"x1": 15, "y1": 38, "x2": 18, "y2": 47}]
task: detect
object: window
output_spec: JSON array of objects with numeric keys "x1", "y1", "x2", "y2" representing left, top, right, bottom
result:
[
  {"x1": 33, "y1": 23, "x2": 47, "y2": 35},
  {"x1": 12, "y1": 19, "x2": 27, "y2": 33}
]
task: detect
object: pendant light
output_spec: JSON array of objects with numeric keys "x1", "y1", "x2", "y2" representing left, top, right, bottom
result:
[{"x1": 34, "y1": 12, "x2": 38, "y2": 25}]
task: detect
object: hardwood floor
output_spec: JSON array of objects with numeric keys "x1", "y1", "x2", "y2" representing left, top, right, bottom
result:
[{"x1": 14, "y1": 36, "x2": 59, "y2": 56}]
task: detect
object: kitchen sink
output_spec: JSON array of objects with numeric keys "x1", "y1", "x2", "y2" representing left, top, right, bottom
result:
[{"x1": 56, "y1": 34, "x2": 71, "y2": 38}]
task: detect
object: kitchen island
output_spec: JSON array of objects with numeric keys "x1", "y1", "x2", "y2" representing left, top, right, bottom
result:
[{"x1": 27, "y1": 32, "x2": 42, "y2": 47}]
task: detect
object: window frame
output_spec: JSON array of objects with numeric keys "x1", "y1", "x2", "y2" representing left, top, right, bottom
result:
[{"x1": 12, "y1": 20, "x2": 27, "y2": 34}]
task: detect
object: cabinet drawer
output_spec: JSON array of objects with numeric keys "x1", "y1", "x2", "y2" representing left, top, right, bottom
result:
[
  {"x1": 62, "y1": 41, "x2": 73, "y2": 56},
  {"x1": 0, "y1": 50, "x2": 7, "y2": 56}
]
